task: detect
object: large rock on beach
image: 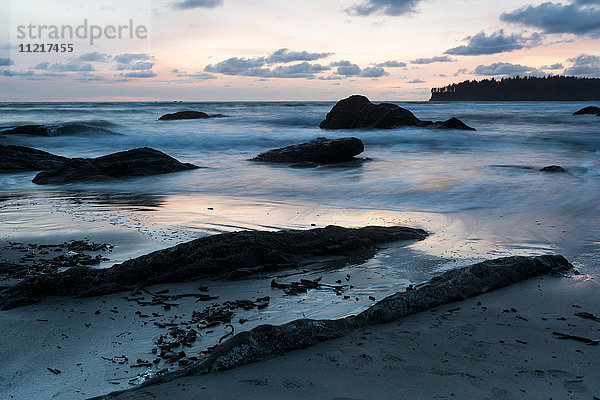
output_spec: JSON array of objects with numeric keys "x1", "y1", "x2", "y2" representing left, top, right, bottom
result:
[
  {"x1": 320, "y1": 95, "x2": 475, "y2": 130},
  {"x1": 2, "y1": 123, "x2": 120, "y2": 136},
  {"x1": 253, "y1": 137, "x2": 364, "y2": 164},
  {"x1": 158, "y1": 111, "x2": 210, "y2": 120},
  {"x1": 0, "y1": 144, "x2": 69, "y2": 171},
  {"x1": 573, "y1": 106, "x2": 600, "y2": 116},
  {"x1": 32, "y1": 147, "x2": 198, "y2": 185},
  {"x1": 0, "y1": 225, "x2": 428, "y2": 309}
]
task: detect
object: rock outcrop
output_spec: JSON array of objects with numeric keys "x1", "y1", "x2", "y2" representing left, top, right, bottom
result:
[
  {"x1": 429, "y1": 117, "x2": 476, "y2": 131},
  {"x1": 0, "y1": 145, "x2": 69, "y2": 171},
  {"x1": 573, "y1": 106, "x2": 600, "y2": 116},
  {"x1": 2, "y1": 123, "x2": 120, "y2": 136},
  {"x1": 95, "y1": 254, "x2": 571, "y2": 400},
  {"x1": 32, "y1": 147, "x2": 198, "y2": 185},
  {"x1": 0, "y1": 225, "x2": 428, "y2": 309},
  {"x1": 320, "y1": 95, "x2": 475, "y2": 130},
  {"x1": 158, "y1": 111, "x2": 210, "y2": 121},
  {"x1": 253, "y1": 137, "x2": 364, "y2": 164},
  {"x1": 540, "y1": 165, "x2": 566, "y2": 173}
]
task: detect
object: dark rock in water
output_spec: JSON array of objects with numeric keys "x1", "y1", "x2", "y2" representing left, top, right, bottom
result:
[
  {"x1": 540, "y1": 165, "x2": 566, "y2": 173},
  {"x1": 32, "y1": 147, "x2": 198, "y2": 185},
  {"x1": 98, "y1": 254, "x2": 571, "y2": 396},
  {"x1": 0, "y1": 225, "x2": 427, "y2": 309},
  {"x1": 290, "y1": 161, "x2": 320, "y2": 168},
  {"x1": 428, "y1": 117, "x2": 476, "y2": 131},
  {"x1": 319, "y1": 95, "x2": 420, "y2": 129},
  {"x1": 573, "y1": 106, "x2": 600, "y2": 116},
  {"x1": 320, "y1": 95, "x2": 475, "y2": 130},
  {"x1": 158, "y1": 111, "x2": 210, "y2": 120},
  {"x1": 253, "y1": 137, "x2": 364, "y2": 164},
  {"x1": 2, "y1": 123, "x2": 120, "y2": 137},
  {"x1": 0, "y1": 145, "x2": 69, "y2": 171}
]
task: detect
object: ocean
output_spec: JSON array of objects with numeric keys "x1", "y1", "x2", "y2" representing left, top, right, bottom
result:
[{"x1": 1, "y1": 100, "x2": 599, "y2": 313}]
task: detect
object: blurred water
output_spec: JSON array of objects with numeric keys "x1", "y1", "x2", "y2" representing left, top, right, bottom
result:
[{"x1": 0, "y1": 101, "x2": 599, "y2": 262}]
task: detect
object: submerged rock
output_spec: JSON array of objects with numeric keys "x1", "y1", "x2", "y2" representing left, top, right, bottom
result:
[
  {"x1": 540, "y1": 165, "x2": 566, "y2": 173},
  {"x1": 428, "y1": 117, "x2": 476, "y2": 131},
  {"x1": 573, "y1": 106, "x2": 600, "y2": 116},
  {"x1": 253, "y1": 137, "x2": 364, "y2": 164},
  {"x1": 320, "y1": 95, "x2": 475, "y2": 130},
  {"x1": 0, "y1": 145, "x2": 69, "y2": 171},
  {"x1": 97, "y1": 254, "x2": 571, "y2": 398},
  {"x1": 158, "y1": 111, "x2": 210, "y2": 120},
  {"x1": 2, "y1": 123, "x2": 120, "y2": 137},
  {"x1": 0, "y1": 225, "x2": 428, "y2": 309},
  {"x1": 32, "y1": 147, "x2": 199, "y2": 185}
]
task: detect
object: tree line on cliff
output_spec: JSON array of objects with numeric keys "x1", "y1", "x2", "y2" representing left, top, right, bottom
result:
[{"x1": 430, "y1": 75, "x2": 600, "y2": 101}]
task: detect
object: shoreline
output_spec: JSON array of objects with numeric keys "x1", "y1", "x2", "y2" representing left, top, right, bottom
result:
[{"x1": 106, "y1": 272, "x2": 600, "y2": 400}]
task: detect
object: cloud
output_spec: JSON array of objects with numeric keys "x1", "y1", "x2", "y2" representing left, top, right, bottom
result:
[
  {"x1": 1, "y1": 70, "x2": 35, "y2": 77},
  {"x1": 78, "y1": 52, "x2": 111, "y2": 62},
  {"x1": 172, "y1": 69, "x2": 216, "y2": 79},
  {"x1": 501, "y1": 1, "x2": 600, "y2": 37},
  {"x1": 0, "y1": 57, "x2": 14, "y2": 66},
  {"x1": 205, "y1": 57, "x2": 266, "y2": 75},
  {"x1": 172, "y1": 0, "x2": 223, "y2": 10},
  {"x1": 359, "y1": 66, "x2": 389, "y2": 77},
  {"x1": 113, "y1": 53, "x2": 155, "y2": 78},
  {"x1": 541, "y1": 63, "x2": 564, "y2": 70},
  {"x1": 346, "y1": 0, "x2": 421, "y2": 16},
  {"x1": 113, "y1": 53, "x2": 151, "y2": 64},
  {"x1": 563, "y1": 54, "x2": 600, "y2": 77},
  {"x1": 205, "y1": 51, "x2": 388, "y2": 79},
  {"x1": 445, "y1": 30, "x2": 542, "y2": 56},
  {"x1": 411, "y1": 55, "x2": 455, "y2": 64},
  {"x1": 329, "y1": 61, "x2": 389, "y2": 77},
  {"x1": 407, "y1": 78, "x2": 425, "y2": 83},
  {"x1": 116, "y1": 61, "x2": 154, "y2": 71},
  {"x1": 375, "y1": 60, "x2": 407, "y2": 67},
  {"x1": 33, "y1": 61, "x2": 49, "y2": 70},
  {"x1": 265, "y1": 48, "x2": 332, "y2": 63},
  {"x1": 331, "y1": 60, "x2": 361, "y2": 76},
  {"x1": 472, "y1": 62, "x2": 542, "y2": 76},
  {"x1": 48, "y1": 61, "x2": 95, "y2": 72},
  {"x1": 120, "y1": 70, "x2": 157, "y2": 78}
]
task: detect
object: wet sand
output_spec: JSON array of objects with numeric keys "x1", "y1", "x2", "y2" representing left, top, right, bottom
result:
[
  {"x1": 0, "y1": 193, "x2": 596, "y2": 399},
  {"x1": 109, "y1": 274, "x2": 600, "y2": 400}
]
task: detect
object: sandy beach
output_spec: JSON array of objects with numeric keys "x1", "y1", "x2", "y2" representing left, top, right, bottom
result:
[{"x1": 107, "y1": 273, "x2": 600, "y2": 400}]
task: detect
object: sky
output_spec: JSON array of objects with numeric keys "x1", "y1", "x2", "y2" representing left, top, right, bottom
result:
[{"x1": 0, "y1": 0, "x2": 599, "y2": 101}]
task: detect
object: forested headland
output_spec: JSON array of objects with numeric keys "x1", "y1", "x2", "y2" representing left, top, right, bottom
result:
[{"x1": 430, "y1": 76, "x2": 600, "y2": 101}]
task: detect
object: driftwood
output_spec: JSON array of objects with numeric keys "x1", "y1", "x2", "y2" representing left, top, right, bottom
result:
[{"x1": 95, "y1": 254, "x2": 572, "y2": 400}]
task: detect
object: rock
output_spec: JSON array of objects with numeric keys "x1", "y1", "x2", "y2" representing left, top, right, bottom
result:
[
  {"x1": 319, "y1": 95, "x2": 475, "y2": 130},
  {"x1": 428, "y1": 117, "x2": 476, "y2": 131},
  {"x1": 0, "y1": 225, "x2": 428, "y2": 309},
  {"x1": 158, "y1": 111, "x2": 210, "y2": 121},
  {"x1": 97, "y1": 254, "x2": 571, "y2": 398},
  {"x1": 0, "y1": 145, "x2": 69, "y2": 171},
  {"x1": 319, "y1": 95, "x2": 420, "y2": 129},
  {"x1": 573, "y1": 106, "x2": 600, "y2": 116},
  {"x1": 2, "y1": 123, "x2": 120, "y2": 136},
  {"x1": 540, "y1": 165, "x2": 566, "y2": 173},
  {"x1": 32, "y1": 147, "x2": 199, "y2": 185},
  {"x1": 253, "y1": 137, "x2": 364, "y2": 164}
]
